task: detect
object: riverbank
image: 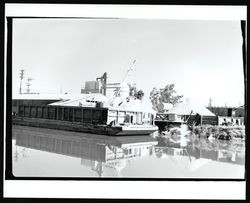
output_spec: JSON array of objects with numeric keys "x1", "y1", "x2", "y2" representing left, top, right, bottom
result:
[
  {"x1": 190, "y1": 125, "x2": 245, "y2": 140},
  {"x1": 158, "y1": 125, "x2": 245, "y2": 141}
]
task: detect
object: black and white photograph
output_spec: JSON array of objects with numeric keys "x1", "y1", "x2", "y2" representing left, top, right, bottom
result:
[{"x1": 4, "y1": 3, "x2": 247, "y2": 199}]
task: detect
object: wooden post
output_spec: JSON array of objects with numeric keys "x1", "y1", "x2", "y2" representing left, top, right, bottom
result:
[
  {"x1": 68, "y1": 107, "x2": 70, "y2": 121},
  {"x1": 62, "y1": 107, "x2": 64, "y2": 120},
  {"x1": 90, "y1": 108, "x2": 93, "y2": 124},
  {"x1": 73, "y1": 108, "x2": 75, "y2": 122},
  {"x1": 29, "y1": 106, "x2": 31, "y2": 117},
  {"x1": 56, "y1": 107, "x2": 59, "y2": 120},
  {"x1": 41, "y1": 106, "x2": 44, "y2": 118},
  {"x1": 82, "y1": 108, "x2": 84, "y2": 123},
  {"x1": 116, "y1": 110, "x2": 119, "y2": 125},
  {"x1": 70, "y1": 141, "x2": 73, "y2": 154}
]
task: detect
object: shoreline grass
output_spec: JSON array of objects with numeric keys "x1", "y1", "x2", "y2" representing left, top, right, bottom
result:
[
  {"x1": 190, "y1": 125, "x2": 245, "y2": 140},
  {"x1": 159, "y1": 125, "x2": 245, "y2": 141}
]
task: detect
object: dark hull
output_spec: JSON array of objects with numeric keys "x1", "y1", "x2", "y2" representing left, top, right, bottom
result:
[{"x1": 12, "y1": 116, "x2": 157, "y2": 136}]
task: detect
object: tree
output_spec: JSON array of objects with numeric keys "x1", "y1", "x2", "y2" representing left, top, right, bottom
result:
[
  {"x1": 149, "y1": 84, "x2": 183, "y2": 111},
  {"x1": 149, "y1": 87, "x2": 160, "y2": 110},
  {"x1": 128, "y1": 84, "x2": 136, "y2": 97},
  {"x1": 128, "y1": 83, "x2": 144, "y2": 100},
  {"x1": 135, "y1": 90, "x2": 144, "y2": 100}
]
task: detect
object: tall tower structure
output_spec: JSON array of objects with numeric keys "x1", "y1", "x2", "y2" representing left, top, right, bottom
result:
[{"x1": 96, "y1": 72, "x2": 107, "y2": 95}]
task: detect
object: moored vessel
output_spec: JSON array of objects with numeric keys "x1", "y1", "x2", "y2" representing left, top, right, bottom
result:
[{"x1": 12, "y1": 61, "x2": 158, "y2": 136}]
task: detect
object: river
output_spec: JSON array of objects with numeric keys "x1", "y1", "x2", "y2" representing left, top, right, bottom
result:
[{"x1": 12, "y1": 125, "x2": 245, "y2": 178}]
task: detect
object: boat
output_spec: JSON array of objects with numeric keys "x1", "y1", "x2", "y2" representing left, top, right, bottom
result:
[
  {"x1": 154, "y1": 99, "x2": 217, "y2": 131},
  {"x1": 12, "y1": 92, "x2": 158, "y2": 136},
  {"x1": 154, "y1": 113, "x2": 187, "y2": 131},
  {"x1": 12, "y1": 61, "x2": 159, "y2": 136}
]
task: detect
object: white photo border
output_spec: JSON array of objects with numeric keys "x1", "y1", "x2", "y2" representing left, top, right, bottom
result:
[{"x1": 4, "y1": 3, "x2": 247, "y2": 199}]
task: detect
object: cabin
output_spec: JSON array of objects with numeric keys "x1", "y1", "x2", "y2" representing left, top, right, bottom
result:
[{"x1": 155, "y1": 99, "x2": 217, "y2": 130}]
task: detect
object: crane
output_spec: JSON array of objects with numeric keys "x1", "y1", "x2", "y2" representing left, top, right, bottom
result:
[
  {"x1": 114, "y1": 59, "x2": 136, "y2": 97},
  {"x1": 109, "y1": 59, "x2": 137, "y2": 107}
]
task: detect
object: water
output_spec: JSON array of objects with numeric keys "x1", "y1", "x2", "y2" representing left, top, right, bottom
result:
[{"x1": 12, "y1": 125, "x2": 245, "y2": 178}]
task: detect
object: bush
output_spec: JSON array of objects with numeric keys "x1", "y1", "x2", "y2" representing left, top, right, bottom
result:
[
  {"x1": 189, "y1": 124, "x2": 245, "y2": 140},
  {"x1": 218, "y1": 131, "x2": 231, "y2": 140}
]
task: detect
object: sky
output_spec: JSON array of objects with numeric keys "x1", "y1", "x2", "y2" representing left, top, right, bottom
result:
[{"x1": 12, "y1": 18, "x2": 245, "y2": 107}]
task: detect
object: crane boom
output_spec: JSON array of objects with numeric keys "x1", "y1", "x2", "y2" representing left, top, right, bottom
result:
[{"x1": 115, "y1": 59, "x2": 136, "y2": 97}]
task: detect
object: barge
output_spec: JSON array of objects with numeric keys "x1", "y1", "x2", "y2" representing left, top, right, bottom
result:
[
  {"x1": 12, "y1": 94, "x2": 158, "y2": 136},
  {"x1": 12, "y1": 61, "x2": 158, "y2": 136}
]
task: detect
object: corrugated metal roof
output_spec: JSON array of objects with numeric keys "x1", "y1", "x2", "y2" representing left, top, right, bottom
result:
[
  {"x1": 110, "y1": 97, "x2": 156, "y2": 114},
  {"x1": 48, "y1": 93, "x2": 110, "y2": 107},
  {"x1": 12, "y1": 93, "x2": 65, "y2": 100}
]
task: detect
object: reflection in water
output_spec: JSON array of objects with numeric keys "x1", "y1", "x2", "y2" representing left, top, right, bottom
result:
[
  {"x1": 12, "y1": 125, "x2": 245, "y2": 178},
  {"x1": 13, "y1": 125, "x2": 157, "y2": 177},
  {"x1": 155, "y1": 135, "x2": 245, "y2": 168}
]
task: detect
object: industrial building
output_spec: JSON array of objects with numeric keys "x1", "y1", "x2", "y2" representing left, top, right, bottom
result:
[
  {"x1": 207, "y1": 105, "x2": 245, "y2": 126},
  {"x1": 207, "y1": 105, "x2": 245, "y2": 117}
]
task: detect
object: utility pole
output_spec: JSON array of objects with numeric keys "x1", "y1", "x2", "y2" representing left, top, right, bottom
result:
[
  {"x1": 19, "y1": 69, "x2": 25, "y2": 94},
  {"x1": 26, "y1": 77, "x2": 33, "y2": 94}
]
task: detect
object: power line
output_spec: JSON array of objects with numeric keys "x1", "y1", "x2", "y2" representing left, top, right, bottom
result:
[
  {"x1": 26, "y1": 77, "x2": 34, "y2": 94},
  {"x1": 19, "y1": 69, "x2": 25, "y2": 94}
]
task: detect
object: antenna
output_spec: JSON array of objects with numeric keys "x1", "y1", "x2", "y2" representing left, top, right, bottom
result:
[{"x1": 19, "y1": 69, "x2": 25, "y2": 94}]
